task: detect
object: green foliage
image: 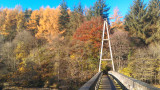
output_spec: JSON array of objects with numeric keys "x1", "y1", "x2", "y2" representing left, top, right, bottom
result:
[
  {"x1": 59, "y1": 0, "x2": 69, "y2": 34},
  {"x1": 86, "y1": 0, "x2": 110, "y2": 20},
  {"x1": 24, "y1": 8, "x2": 32, "y2": 21},
  {"x1": 125, "y1": 0, "x2": 148, "y2": 44},
  {"x1": 125, "y1": 0, "x2": 147, "y2": 41},
  {"x1": 93, "y1": 0, "x2": 110, "y2": 18},
  {"x1": 68, "y1": 2, "x2": 84, "y2": 37},
  {"x1": 125, "y1": 0, "x2": 160, "y2": 45},
  {"x1": 145, "y1": 0, "x2": 160, "y2": 43}
]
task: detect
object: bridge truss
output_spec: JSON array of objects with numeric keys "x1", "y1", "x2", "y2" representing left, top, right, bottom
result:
[{"x1": 99, "y1": 19, "x2": 115, "y2": 72}]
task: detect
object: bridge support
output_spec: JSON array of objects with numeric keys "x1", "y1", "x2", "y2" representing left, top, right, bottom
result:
[{"x1": 99, "y1": 19, "x2": 115, "y2": 72}]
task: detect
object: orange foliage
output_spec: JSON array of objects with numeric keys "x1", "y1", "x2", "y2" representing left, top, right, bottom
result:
[
  {"x1": 0, "y1": 9, "x2": 18, "y2": 35},
  {"x1": 36, "y1": 6, "x2": 61, "y2": 42},
  {"x1": 27, "y1": 10, "x2": 40, "y2": 33},
  {"x1": 110, "y1": 7, "x2": 124, "y2": 29},
  {"x1": 73, "y1": 17, "x2": 103, "y2": 48}
]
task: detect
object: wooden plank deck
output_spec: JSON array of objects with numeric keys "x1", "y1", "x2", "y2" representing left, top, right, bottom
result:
[{"x1": 98, "y1": 75, "x2": 116, "y2": 90}]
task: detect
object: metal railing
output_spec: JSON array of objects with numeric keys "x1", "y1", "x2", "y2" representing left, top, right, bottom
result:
[
  {"x1": 79, "y1": 72, "x2": 103, "y2": 90},
  {"x1": 108, "y1": 71, "x2": 160, "y2": 90}
]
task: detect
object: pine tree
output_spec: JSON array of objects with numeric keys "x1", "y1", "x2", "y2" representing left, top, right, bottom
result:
[
  {"x1": 68, "y1": 2, "x2": 84, "y2": 37},
  {"x1": 24, "y1": 9, "x2": 32, "y2": 21},
  {"x1": 59, "y1": 0, "x2": 69, "y2": 34},
  {"x1": 145, "y1": 0, "x2": 160, "y2": 43},
  {"x1": 125, "y1": 0, "x2": 148, "y2": 44},
  {"x1": 85, "y1": 0, "x2": 110, "y2": 20},
  {"x1": 93, "y1": 0, "x2": 110, "y2": 18},
  {"x1": 86, "y1": 7, "x2": 93, "y2": 20}
]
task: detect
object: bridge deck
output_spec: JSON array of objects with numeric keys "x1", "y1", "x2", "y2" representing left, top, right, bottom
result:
[{"x1": 98, "y1": 75, "x2": 116, "y2": 90}]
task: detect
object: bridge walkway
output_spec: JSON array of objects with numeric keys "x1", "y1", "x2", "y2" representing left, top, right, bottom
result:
[{"x1": 98, "y1": 75, "x2": 117, "y2": 90}]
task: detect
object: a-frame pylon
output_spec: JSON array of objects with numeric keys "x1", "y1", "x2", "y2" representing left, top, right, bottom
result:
[{"x1": 99, "y1": 19, "x2": 115, "y2": 72}]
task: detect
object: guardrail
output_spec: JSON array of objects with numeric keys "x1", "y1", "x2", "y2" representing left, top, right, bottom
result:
[
  {"x1": 108, "y1": 71, "x2": 160, "y2": 90},
  {"x1": 79, "y1": 71, "x2": 103, "y2": 90}
]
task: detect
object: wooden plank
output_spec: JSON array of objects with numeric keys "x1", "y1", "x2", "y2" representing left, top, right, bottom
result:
[{"x1": 98, "y1": 75, "x2": 116, "y2": 90}]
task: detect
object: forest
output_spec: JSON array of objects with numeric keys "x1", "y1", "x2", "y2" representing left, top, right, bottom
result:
[{"x1": 0, "y1": 0, "x2": 160, "y2": 89}]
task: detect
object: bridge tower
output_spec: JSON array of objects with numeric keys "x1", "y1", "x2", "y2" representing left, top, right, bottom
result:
[{"x1": 99, "y1": 19, "x2": 115, "y2": 72}]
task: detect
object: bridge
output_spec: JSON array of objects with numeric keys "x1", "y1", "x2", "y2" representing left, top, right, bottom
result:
[{"x1": 79, "y1": 20, "x2": 159, "y2": 90}]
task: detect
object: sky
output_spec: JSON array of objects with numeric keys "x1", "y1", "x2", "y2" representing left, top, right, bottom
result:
[{"x1": 0, "y1": 0, "x2": 150, "y2": 18}]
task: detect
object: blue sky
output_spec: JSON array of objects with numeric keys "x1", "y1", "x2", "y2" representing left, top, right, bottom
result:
[{"x1": 0, "y1": 0, "x2": 150, "y2": 17}]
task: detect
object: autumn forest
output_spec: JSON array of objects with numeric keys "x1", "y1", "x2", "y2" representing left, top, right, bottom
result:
[{"x1": 0, "y1": 0, "x2": 160, "y2": 89}]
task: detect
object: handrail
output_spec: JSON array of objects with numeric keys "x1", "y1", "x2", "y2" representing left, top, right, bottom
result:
[
  {"x1": 108, "y1": 71, "x2": 160, "y2": 90},
  {"x1": 79, "y1": 71, "x2": 103, "y2": 90}
]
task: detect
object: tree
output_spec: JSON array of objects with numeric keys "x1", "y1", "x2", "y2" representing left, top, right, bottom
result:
[
  {"x1": 111, "y1": 30, "x2": 130, "y2": 70},
  {"x1": 85, "y1": 7, "x2": 94, "y2": 20},
  {"x1": 110, "y1": 7, "x2": 124, "y2": 29},
  {"x1": 73, "y1": 16, "x2": 103, "y2": 57},
  {"x1": 0, "y1": 8, "x2": 8, "y2": 36},
  {"x1": 13, "y1": 30, "x2": 37, "y2": 64},
  {"x1": 85, "y1": 0, "x2": 110, "y2": 20},
  {"x1": 24, "y1": 8, "x2": 32, "y2": 22},
  {"x1": 93, "y1": 0, "x2": 110, "y2": 18},
  {"x1": 36, "y1": 6, "x2": 61, "y2": 43},
  {"x1": 68, "y1": 2, "x2": 84, "y2": 37},
  {"x1": 145, "y1": 0, "x2": 160, "y2": 44},
  {"x1": 16, "y1": 11, "x2": 25, "y2": 32},
  {"x1": 59, "y1": 0, "x2": 69, "y2": 34},
  {"x1": 1, "y1": 8, "x2": 18, "y2": 41},
  {"x1": 27, "y1": 10, "x2": 40, "y2": 35},
  {"x1": 125, "y1": 0, "x2": 148, "y2": 44}
]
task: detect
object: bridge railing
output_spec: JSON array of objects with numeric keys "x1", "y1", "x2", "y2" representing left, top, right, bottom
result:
[
  {"x1": 108, "y1": 71, "x2": 159, "y2": 90},
  {"x1": 79, "y1": 71, "x2": 103, "y2": 90}
]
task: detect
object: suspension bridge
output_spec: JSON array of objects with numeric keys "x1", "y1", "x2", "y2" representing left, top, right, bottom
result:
[{"x1": 79, "y1": 20, "x2": 159, "y2": 90}]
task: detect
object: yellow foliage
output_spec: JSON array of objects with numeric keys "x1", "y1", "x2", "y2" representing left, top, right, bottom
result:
[
  {"x1": 36, "y1": 6, "x2": 61, "y2": 42},
  {"x1": 110, "y1": 7, "x2": 124, "y2": 29},
  {"x1": 0, "y1": 9, "x2": 18, "y2": 36},
  {"x1": 19, "y1": 67, "x2": 24, "y2": 72},
  {"x1": 101, "y1": 61, "x2": 108, "y2": 71},
  {"x1": 70, "y1": 54, "x2": 75, "y2": 59},
  {"x1": 67, "y1": 9, "x2": 71, "y2": 15},
  {"x1": 14, "y1": 42, "x2": 27, "y2": 61},
  {"x1": 27, "y1": 10, "x2": 40, "y2": 32},
  {"x1": 119, "y1": 67, "x2": 133, "y2": 77},
  {"x1": 153, "y1": 85, "x2": 160, "y2": 88},
  {"x1": 16, "y1": 11, "x2": 25, "y2": 32}
]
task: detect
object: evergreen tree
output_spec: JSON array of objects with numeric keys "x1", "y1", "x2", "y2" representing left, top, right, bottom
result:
[
  {"x1": 68, "y1": 2, "x2": 84, "y2": 37},
  {"x1": 24, "y1": 8, "x2": 32, "y2": 22},
  {"x1": 145, "y1": 0, "x2": 160, "y2": 43},
  {"x1": 85, "y1": 0, "x2": 110, "y2": 20},
  {"x1": 59, "y1": 0, "x2": 69, "y2": 34},
  {"x1": 92, "y1": 0, "x2": 110, "y2": 18},
  {"x1": 86, "y1": 7, "x2": 93, "y2": 20},
  {"x1": 125, "y1": 0, "x2": 148, "y2": 44}
]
